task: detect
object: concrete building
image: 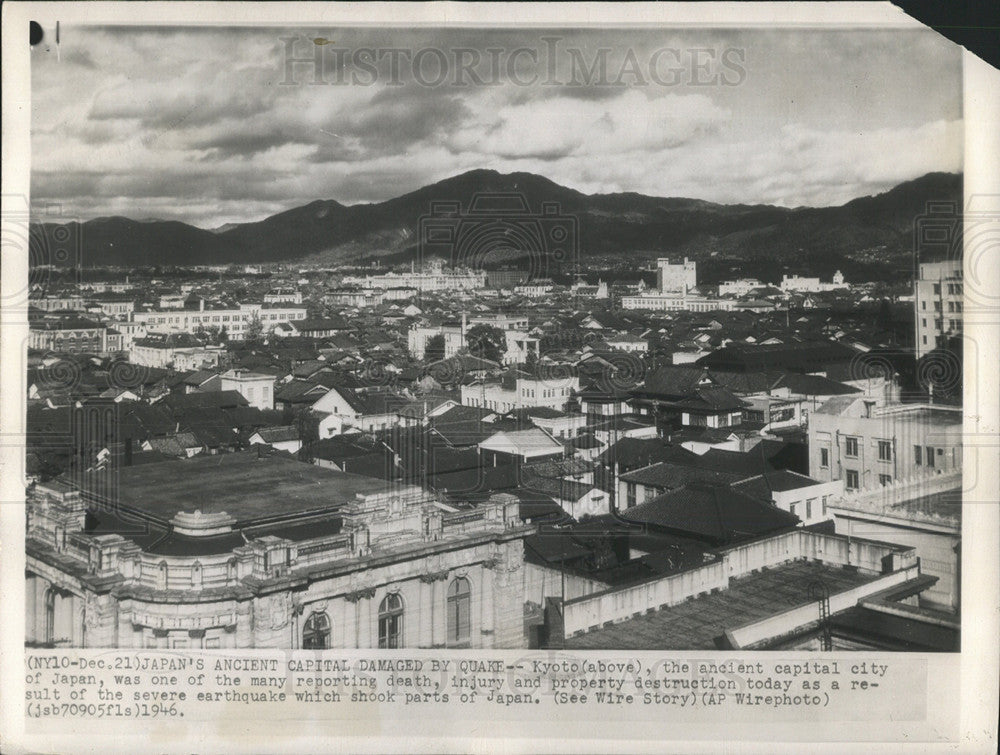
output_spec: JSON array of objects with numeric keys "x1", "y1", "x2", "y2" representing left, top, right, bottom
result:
[
  {"x1": 551, "y1": 528, "x2": 940, "y2": 650},
  {"x1": 656, "y1": 257, "x2": 697, "y2": 292},
  {"x1": 914, "y1": 260, "x2": 963, "y2": 359},
  {"x1": 131, "y1": 302, "x2": 307, "y2": 339},
  {"x1": 718, "y1": 278, "x2": 765, "y2": 296},
  {"x1": 828, "y1": 469, "x2": 961, "y2": 612},
  {"x1": 409, "y1": 316, "x2": 539, "y2": 365},
  {"x1": 131, "y1": 333, "x2": 224, "y2": 370},
  {"x1": 29, "y1": 316, "x2": 107, "y2": 355},
  {"x1": 808, "y1": 398, "x2": 963, "y2": 491},
  {"x1": 25, "y1": 453, "x2": 532, "y2": 649},
  {"x1": 219, "y1": 369, "x2": 275, "y2": 411},
  {"x1": 732, "y1": 470, "x2": 843, "y2": 527},
  {"x1": 263, "y1": 288, "x2": 303, "y2": 304},
  {"x1": 461, "y1": 371, "x2": 580, "y2": 414},
  {"x1": 343, "y1": 263, "x2": 485, "y2": 292},
  {"x1": 780, "y1": 271, "x2": 847, "y2": 293}
]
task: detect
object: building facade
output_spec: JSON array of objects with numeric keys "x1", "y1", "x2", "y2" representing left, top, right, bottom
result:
[
  {"x1": 808, "y1": 400, "x2": 963, "y2": 491},
  {"x1": 914, "y1": 260, "x2": 963, "y2": 359},
  {"x1": 25, "y1": 454, "x2": 532, "y2": 649}
]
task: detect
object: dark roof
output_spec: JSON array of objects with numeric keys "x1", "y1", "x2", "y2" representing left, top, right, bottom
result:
[
  {"x1": 162, "y1": 390, "x2": 249, "y2": 411},
  {"x1": 619, "y1": 461, "x2": 743, "y2": 489},
  {"x1": 731, "y1": 470, "x2": 825, "y2": 501},
  {"x1": 251, "y1": 425, "x2": 300, "y2": 443},
  {"x1": 79, "y1": 451, "x2": 408, "y2": 526},
  {"x1": 635, "y1": 365, "x2": 711, "y2": 397},
  {"x1": 619, "y1": 483, "x2": 799, "y2": 543}
]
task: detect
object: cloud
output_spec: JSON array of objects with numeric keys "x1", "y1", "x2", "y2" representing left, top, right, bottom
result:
[{"x1": 29, "y1": 25, "x2": 963, "y2": 228}]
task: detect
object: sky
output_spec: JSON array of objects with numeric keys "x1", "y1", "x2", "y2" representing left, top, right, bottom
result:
[{"x1": 31, "y1": 26, "x2": 963, "y2": 228}]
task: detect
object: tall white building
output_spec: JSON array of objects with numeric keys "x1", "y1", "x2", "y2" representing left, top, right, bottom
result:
[
  {"x1": 914, "y1": 260, "x2": 963, "y2": 359},
  {"x1": 657, "y1": 257, "x2": 697, "y2": 293}
]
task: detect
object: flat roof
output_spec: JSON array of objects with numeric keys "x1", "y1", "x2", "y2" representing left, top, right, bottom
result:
[
  {"x1": 88, "y1": 452, "x2": 407, "y2": 525},
  {"x1": 564, "y1": 560, "x2": 876, "y2": 650}
]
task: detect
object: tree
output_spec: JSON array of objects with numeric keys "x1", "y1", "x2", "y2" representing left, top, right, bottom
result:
[
  {"x1": 424, "y1": 333, "x2": 446, "y2": 363},
  {"x1": 218, "y1": 325, "x2": 229, "y2": 343},
  {"x1": 245, "y1": 315, "x2": 264, "y2": 344},
  {"x1": 464, "y1": 324, "x2": 507, "y2": 364}
]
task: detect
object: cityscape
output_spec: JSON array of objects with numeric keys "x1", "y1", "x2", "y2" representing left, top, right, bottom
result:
[{"x1": 22, "y1": 25, "x2": 964, "y2": 653}]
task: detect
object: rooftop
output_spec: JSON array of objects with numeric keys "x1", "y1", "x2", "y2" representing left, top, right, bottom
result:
[
  {"x1": 82, "y1": 451, "x2": 408, "y2": 526},
  {"x1": 565, "y1": 560, "x2": 877, "y2": 649}
]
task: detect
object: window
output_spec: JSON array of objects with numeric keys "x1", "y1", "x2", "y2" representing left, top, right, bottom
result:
[
  {"x1": 821, "y1": 496, "x2": 828, "y2": 516},
  {"x1": 643, "y1": 486, "x2": 657, "y2": 503},
  {"x1": 845, "y1": 436, "x2": 858, "y2": 458},
  {"x1": 157, "y1": 561, "x2": 168, "y2": 590},
  {"x1": 845, "y1": 469, "x2": 859, "y2": 490},
  {"x1": 806, "y1": 499, "x2": 814, "y2": 519},
  {"x1": 626, "y1": 483, "x2": 637, "y2": 508},
  {"x1": 914, "y1": 445, "x2": 922, "y2": 465},
  {"x1": 447, "y1": 578, "x2": 471, "y2": 646},
  {"x1": 933, "y1": 283, "x2": 941, "y2": 294},
  {"x1": 191, "y1": 561, "x2": 202, "y2": 588},
  {"x1": 878, "y1": 440, "x2": 892, "y2": 462},
  {"x1": 789, "y1": 503, "x2": 797, "y2": 518},
  {"x1": 820, "y1": 448, "x2": 829, "y2": 468},
  {"x1": 302, "y1": 611, "x2": 331, "y2": 649},
  {"x1": 879, "y1": 474, "x2": 892, "y2": 486},
  {"x1": 378, "y1": 594, "x2": 404, "y2": 648},
  {"x1": 926, "y1": 447, "x2": 935, "y2": 468}
]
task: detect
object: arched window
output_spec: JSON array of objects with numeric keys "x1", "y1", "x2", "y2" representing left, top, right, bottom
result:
[
  {"x1": 378, "y1": 593, "x2": 403, "y2": 649},
  {"x1": 302, "y1": 611, "x2": 331, "y2": 649},
  {"x1": 447, "y1": 578, "x2": 472, "y2": 646},
  {"x1": 191, "y1": 561, "x2": 202, "y2": 589}
]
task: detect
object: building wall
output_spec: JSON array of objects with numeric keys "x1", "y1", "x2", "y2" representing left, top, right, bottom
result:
[
  {"x1": 808, "y1": 404, "x2": 963, "y2": 490},
  {"x1": 914, "y1": 260, "x2": 963, "y2": 359},
  {"x1": 657, "y1": 258, "x2": 697, "y2": 293}
]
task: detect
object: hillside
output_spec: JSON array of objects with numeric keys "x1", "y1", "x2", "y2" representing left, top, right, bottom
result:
[{"x1": 30, "y1": 170, "x2": 962, "y2": 280}]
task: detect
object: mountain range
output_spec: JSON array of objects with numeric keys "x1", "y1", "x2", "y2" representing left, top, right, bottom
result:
[{"x1": 30, "y1": 170, "x2": 962, "y2": 282}]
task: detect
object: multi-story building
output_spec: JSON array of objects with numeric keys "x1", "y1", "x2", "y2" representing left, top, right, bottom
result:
[
  {"x1": 780, "y1": 271, "x2": 847, "y2": 293},
  {"x1": 343, "y1": 263, "x2": 486, "y2": 292},
  {"x1": 808, "y1": 397, "x2": 963, "y2": 491},
  {"x1": 408, "y1": 315, "x2": 538, "y2": 365},
  {"x1": 28, "y1": 315, "x2": 107, "y2": 354},
  {"x1": 131, "y1": 302, "x2": 307, "y2": 338},
  {"x1": 130, "y1": 333, "x2": 223, "y2": 370},
  {"x1": 29, "y1": 295, "x2": 87, "y2": 312},
  {"x1": 219, "y1": 369, "x2": 275, "y2": 411},
  {"x1": 462, "y1": 371, "x2": 580, "y2": 413},
  {"x1": 25, "y1": 452, "x2": 531, "y2": 648},
  {"x1": 914, "y1": 260, "x2": 963, "y2": 359},
  {"x1": 828, "y1": 469, "x2": 961, "y2": 612},
  {"x1": 263, "y1": 288, "x2": 303, "y2": 305},
  {"x1": 656, "y1": 257, "x2": 697, "y2": 292},
  {"x1": 717, "y1": 278, "x2": 765, "y2": 296}
]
